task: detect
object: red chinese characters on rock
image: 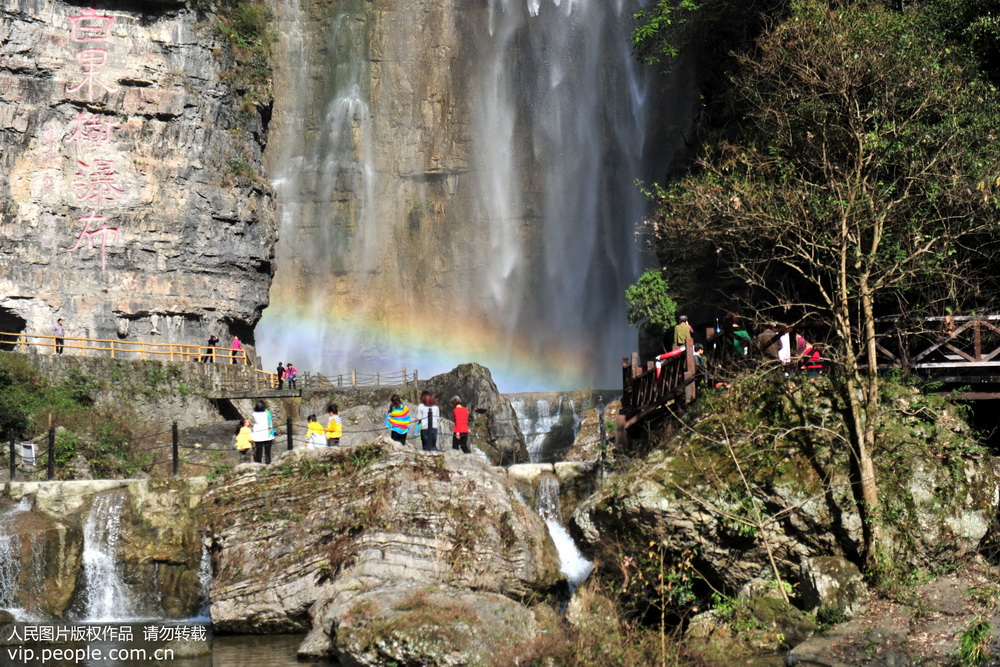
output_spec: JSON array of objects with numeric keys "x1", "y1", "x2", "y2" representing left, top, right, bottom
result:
[
  {"x1": 68, "y1": 213, "x2": 120, "y2": 272},
  {"x1": 66, "y1": 9, "x2": 118, "y2": 102},
  {"x1": 65, "y1": 111, "x2": 119, "y2": 153},
  {"x1": 61, "y1": 10, "x2": 128, "y2": 271},
  {"x1": 64, "y1": 111, "x2": 126, "y2": 271}
]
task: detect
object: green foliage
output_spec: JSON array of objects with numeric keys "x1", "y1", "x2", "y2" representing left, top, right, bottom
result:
[
  {"x1": 815, "y1": 605, "x2": 849, "y2": 631},
  {"x1": 958, "y1": 619, "x2": 991, "y2": 666},
  {"x1": 649, "y1": 0, "x2": 1000, "y2": 330},
  {"x1": 923, "y1": 0, "x2": 1000, "y2": 82},
  {"x1": 625, "y1": 269, "x2": 678, "y2": 335},
  {"x1": 631, "y1": 0, "x2": 702, "y2": 64},
  {"x1": 210, "y1": 0, "x2": 277, "y2": 113}
]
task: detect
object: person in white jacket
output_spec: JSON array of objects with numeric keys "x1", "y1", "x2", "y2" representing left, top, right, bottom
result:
[
  {"x1": 413, "y1": 391, "x2": 441, "y2": 452},
  {"x1": 250, "y1": 400, "x2": 275, "y2": 464}
]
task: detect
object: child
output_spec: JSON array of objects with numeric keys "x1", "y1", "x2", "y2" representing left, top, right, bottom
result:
[
  {"x1": 325, "y1": 404, "x2": 342, "y2": 446},
  {"x1": 234, "y1": 418, "x2": 252, "y2": 462},
  {"x1": 306, "y1": 414, "x2": 325, "y2": 449}
]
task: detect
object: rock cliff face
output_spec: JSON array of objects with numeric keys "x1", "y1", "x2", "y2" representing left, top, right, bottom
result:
[
  {"x1": 203, "y1": 441, "x2": 563, "y2": 661},
  {"x1": 0, "y1": 0, "x2": 275, "y2": 350}
]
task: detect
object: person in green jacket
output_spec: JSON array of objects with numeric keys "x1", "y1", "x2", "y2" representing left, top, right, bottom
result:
[
  {"x1": 732, "y1": 323, "x2": 753, "y2": 357},
  {"x1": 673, "y1": 315, "x2": 694, "y2": 350}
]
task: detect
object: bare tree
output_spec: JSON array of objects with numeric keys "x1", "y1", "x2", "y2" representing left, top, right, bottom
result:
[{"x1": 647, "y1": 0, "x2": 1000, "y2": 565}]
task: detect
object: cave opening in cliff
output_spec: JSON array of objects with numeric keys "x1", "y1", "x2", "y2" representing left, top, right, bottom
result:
[{"x1": 0, "y1": 308, "x2": 26, "y2": 350}]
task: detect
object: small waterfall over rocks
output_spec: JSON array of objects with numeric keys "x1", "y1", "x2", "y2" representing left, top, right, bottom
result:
[
  {"x1": 511, "y1": 395, "x2": 581, "y2": 463},
  {"x1": 536, "y1": 477, "x2": 592, "y2": 591},
  {"x1": 77, "y1": 491, "x2": 158, "y2": 622},
  {"x1": 0, "y1": 498, "x2": 34, "y2": 619}
]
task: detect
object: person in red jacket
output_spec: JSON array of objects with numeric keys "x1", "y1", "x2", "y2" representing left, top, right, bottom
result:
[{"x1": 450, "y1": 396, "x2": 471, "y2": 453}]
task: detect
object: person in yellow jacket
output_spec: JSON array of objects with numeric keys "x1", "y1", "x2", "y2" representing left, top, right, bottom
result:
[
  {"x1": 306, "y1": 414, "x2": 326, "y2": 449},
  {"x1": 234, "y1": 418, "x2": 252, "y2": 462},
  {"x1": 325, "y1": 404, "x2": 342, "y2": 446}
]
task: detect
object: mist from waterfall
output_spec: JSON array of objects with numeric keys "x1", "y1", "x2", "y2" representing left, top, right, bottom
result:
[{"x1": 258, "y1": 0, "x2": 691, "y2": 390}]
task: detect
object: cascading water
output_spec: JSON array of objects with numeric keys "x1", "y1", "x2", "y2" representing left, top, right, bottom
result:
[
  {"x1": 536, "y1": 476, "x2": 592, "y2": 591},
  {"x1": 0, "y1": 498, "x2": 32, "y2": 619},
  {"x1": 257, "y1": 0, "x2": 694, "y2": 390},
  {"x1": 192, "y1": 539, "x2": 213, "y2": 622},
  {"x1": 511, "y1": 395, "x2": 581, "y2": 462},
  {"x1": 78, "y1": 491, "x2": 152, "y2": 622}
]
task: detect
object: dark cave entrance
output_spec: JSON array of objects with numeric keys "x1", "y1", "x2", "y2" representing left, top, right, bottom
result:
[{"x1": 0, "y1": 308, "x2": 27, "y2": 351}]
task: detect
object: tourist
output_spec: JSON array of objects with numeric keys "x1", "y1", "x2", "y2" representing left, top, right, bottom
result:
[
  {"x1": 202, "y1": 334, "x2": 219, "y2": 363},
  {"x1": 234, "y1": 418, "x2": 253, "y2": 462},
  {"x1": 732, "y1": 322, "x2": 752, "y2": 358},
  {"x1": 802, "y1": 342, "x2": 823, "y2": 377},
  {"x1": 450, "y1": 396, "x2": 471, "y2": 453},
  {"x1": 306, "y1": 414, "x2": 326, "y2": 449},
  {"x1": 415, "y1": 391, "x2": 441, "y2": 452},
  {"x1": 673, "y1": 315, "x2": 694, "y2": 350},
  {"x1": 325, "y1": 404, "x2": 342, "y2": 446},
  {"x1": 693, "y1": 343, "x2": 709, "y2": 385},
  {"x1": 230, "y1": 336, "x2": 243, "y2": 364},
  {"x1": 778, "y1": 331, "x2": 792, "y2": 363},
  {"x1": 250, "y1": 400, "x2": 275, "y2": 464},
  {"x1": 286, "y1": 363, "x2": 298, "y2": 390},
  {"x1": 276, "y1": 362, "x2": 285, "y2": 390},
  {"x1": 52, "y1": 318, "x2": 65, "y2": 355},
  {"x1": 385, "y1": 394, "x2": 411, "y2": 445}
]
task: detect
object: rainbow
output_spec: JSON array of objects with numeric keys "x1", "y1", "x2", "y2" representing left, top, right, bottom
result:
[{"x1": 255, "y1": 302, "x2": 617, "y2": 392}]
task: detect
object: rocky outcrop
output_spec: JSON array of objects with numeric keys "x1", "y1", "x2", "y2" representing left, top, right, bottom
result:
[
  {"x1": 119, "y1": 478, "x2": 208, "y2": 617},
  {"x1": 421, "y1": 363, "x2": 527, "y2": 464},
  {"x1": 788, "y1": 570, "x2": 1000, "y2": 666},
  {"x1": 0, "y1": 0, "x2": 275, "y2": 350},
  {"x1": 289, "y1": 363, "x2": 529, "y2": 464},
  {"x1": 202, "y1": 440, "x2": 563, "y2": 661},
  {"x1": 572, "y1": 378, "x2": 999, "y2": 601}
]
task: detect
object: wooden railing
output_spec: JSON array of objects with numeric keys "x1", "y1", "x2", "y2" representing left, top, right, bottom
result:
[
  {"x1": 874, "y1": 315, "x2": 1000, "y2": 372},
  {"x1": 249, "y1": 369, "x2": 421, "y2": 391},
  {"x1": 620, "y1": 346, "x2": 697, "y2": 430},
  {"x1": 0, "y1": 331, "x2": 251, "y2": 364}
]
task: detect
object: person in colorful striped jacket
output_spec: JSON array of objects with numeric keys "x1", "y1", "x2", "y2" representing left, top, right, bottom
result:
[{"x1": 385, "y1": 394, "x2": 411, "y2": 445}]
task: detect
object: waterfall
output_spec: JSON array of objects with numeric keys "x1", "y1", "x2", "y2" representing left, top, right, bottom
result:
[
  {"x1": 511, "y1": 395, "x2": 581, "y2": 462},
  {"x1": 0, "y1": 498, "x2": 32, "y2": 619},
  {"x1": 257, "y1": 0, "x2": 692, "y2": 390},
  {"x1": 78, "y1": 491, "x2": 151, "y2": 622},
  {"x1": 537, "y1": 477, "x2": 592, "y2": 591},
  {"x1": 191, "y1": 539, "x2": 213, "y2": 622}
]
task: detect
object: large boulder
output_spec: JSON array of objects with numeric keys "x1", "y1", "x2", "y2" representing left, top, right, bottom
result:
[
  {"x1": 419, "y1": 363, "x2": 528, "y2": 464},
  {"x1": 301, "y1": 586, "x2": 537, "y2": 665},
  {"x1": 799, "y1": 556, "x2": 868, "y2": 619},
  {"x1": 203, "y1": 439, "x2": 563, "y2": 658},
  {"x1": 287, "y1": 363, "x2": 528, "y2": 464}
]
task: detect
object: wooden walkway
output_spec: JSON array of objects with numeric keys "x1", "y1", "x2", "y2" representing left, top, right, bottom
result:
[
  {"x1": 617, "y1": 346, "x2": 698, "y2": 445},
  {"x1": 620, "y1": 314, "x2": 1000, "y2": 438}
]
